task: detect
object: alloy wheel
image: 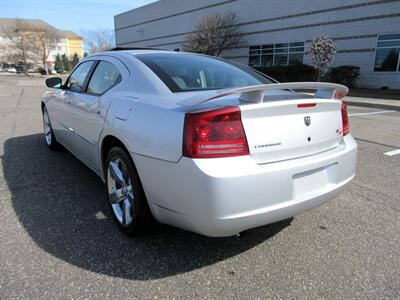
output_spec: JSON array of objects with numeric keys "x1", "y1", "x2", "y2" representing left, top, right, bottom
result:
[
  {"x1": 107, "y1": 157, "x2": 135, "y2": 226},
  {"x1": 43, "y1": 109, "x2": 52, "y2": 146}
]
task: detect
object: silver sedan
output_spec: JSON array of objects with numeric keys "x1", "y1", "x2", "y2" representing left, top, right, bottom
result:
[{"x1": 42, "y1": 49, "x2": 357, "y2": 237}]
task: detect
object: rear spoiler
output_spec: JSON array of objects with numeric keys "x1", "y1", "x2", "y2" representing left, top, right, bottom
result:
[{"x1": 177, "y1": 82, "x2": 348, "y2": 107}]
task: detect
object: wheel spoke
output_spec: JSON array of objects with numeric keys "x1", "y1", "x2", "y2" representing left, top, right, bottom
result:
[
  {"x1": 109, "y1": 188, "x2": 125, "y2": 204},
  {"x1": 44, "y1": 126, "x2": 51, "y2": 135},
  {"x1": 109, "y1": 161, "x2": 125, "y2": 185},
  {"x1": 126, "y1": 184, "x2": 134, "y2": 200},
  {"x1": 120, "y1": 199, "x2": 125, "y2": 225},
  {"x1": 120, "y1": 163, "x2": 133, "y2": 186},
  {"x1": 43, "y1": 111, "x2": 53, "y2": 145},
  {"x1": 123, "y1": 198, "x2": 132, "y2": 225}
]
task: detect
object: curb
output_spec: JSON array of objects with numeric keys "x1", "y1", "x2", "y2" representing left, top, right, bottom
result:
[{"x1": 344, "y1": 100, "x2": 400, "y2": 111}]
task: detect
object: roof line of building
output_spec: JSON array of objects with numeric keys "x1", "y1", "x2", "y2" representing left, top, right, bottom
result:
[
  {"x1": 115, "y1": 0, "x2": 400, "y2": 33},
  {"x1": 0, "y1": 17, "x2": 81, "y2": 39},
  {"x1": 115, "y1": 0, "x2": 238, "y2": 31},
  {"x1": 60, "y1": 30, "x2": 82, "y2": 39},
  {"x1": 114, "y1": 0, "x2": 161, "y2": 17}
]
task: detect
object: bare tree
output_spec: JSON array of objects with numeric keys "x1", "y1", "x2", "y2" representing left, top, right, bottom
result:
[
  {"x1": 83, "y1": 28, "x2": 115, "y2": 54},
  {"x1": 31, "y1": 28, "x2": 61, "y2": 68},
  {"x1": 183, "y1": 12, "x2": 245, "y2": 56},
  {"x1": 0, "y1": 36, "x2": 15, "y2": 65},
  {"x1": 1, "y1": 19, "x2": 36, "y2": 69}
]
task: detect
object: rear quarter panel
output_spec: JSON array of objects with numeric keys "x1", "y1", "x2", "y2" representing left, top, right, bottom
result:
[{"x1": 103, "y1": 95, "x2": 185, "y2": 163}]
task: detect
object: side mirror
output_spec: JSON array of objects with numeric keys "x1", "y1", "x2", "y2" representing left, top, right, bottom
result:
[{"x1": 46, "y1": 77, "x2": 62, "y2": 88}]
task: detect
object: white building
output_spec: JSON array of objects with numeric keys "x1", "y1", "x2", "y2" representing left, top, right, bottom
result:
[
  {"x1": 114, "y1": 0, "x2": 400, "y2": 89},
  {"x1": 48, "y1": 31, "x2": 84, "y2": 64},
  {"x1": 48, "y1": 36, "x2": 68, "y2": 63}
]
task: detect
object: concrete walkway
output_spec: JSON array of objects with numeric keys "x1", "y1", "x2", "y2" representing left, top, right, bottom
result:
[{"x1": 344, "y1": 96, "x2": 400, "y2": 111}]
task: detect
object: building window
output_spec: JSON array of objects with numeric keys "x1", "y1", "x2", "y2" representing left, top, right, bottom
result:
[
  {"x1": 374, "y1": 33, "x2": 400, "y2": 72},
  {"x1": 249, "y1": 42, "x2": 304, "y2": 67}
]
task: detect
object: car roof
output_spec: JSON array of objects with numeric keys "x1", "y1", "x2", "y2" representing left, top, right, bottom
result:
[
  {"x1": 121, "y1": 49, "x2": 175, "y2": 56},
  {"x1": 90, "y1": 49, "x2": 202, "y2": 59}
]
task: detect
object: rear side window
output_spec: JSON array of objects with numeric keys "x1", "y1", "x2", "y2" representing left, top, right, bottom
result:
[
  {"x1": 87, "y1": 61, "x2": 122, "y2": 95},
  {"x1": 136, "y1": 53, "x2": 272, "y2": 92},
  {"x1": 65, "y1": 61, "x2": 95, "y2": 92}
]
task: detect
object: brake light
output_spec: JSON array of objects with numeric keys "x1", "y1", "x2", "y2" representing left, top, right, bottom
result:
[
  {"x1": 183, "y1": 106, "x2": 249, "y2": 158},
  {"x1": 341, "y1": 102, "x2": 350, "y2": 136},
  {"x1": 297, "y1": 103, "x2": 317, "y2": 108}
]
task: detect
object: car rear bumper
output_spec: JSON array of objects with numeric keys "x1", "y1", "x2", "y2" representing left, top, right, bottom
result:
[{"x1": 133, "y1": 135, "x2": 357, "y2": 237}]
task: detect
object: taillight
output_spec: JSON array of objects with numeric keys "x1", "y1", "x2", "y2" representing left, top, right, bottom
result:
[
  {"x1": 341, "y1": 102, "x2": 350, "y2": 136},
  {"x1": 183, "y1": 106, "x2": 249, "y2": 158},
  {"x1": 335, "y1": 90, "x2": 346, "y2": 100}
]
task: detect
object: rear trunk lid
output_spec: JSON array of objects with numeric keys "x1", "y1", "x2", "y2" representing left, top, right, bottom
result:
[{"x1": 240, "y1": 97, "x2": 343, "y2": 164}]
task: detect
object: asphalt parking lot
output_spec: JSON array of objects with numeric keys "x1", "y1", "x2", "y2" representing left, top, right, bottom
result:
[{"x1": 0, "y1": 75, "x2": 399, "y2": 299}]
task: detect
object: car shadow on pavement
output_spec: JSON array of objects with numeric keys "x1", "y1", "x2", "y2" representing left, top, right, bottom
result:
[{"x1": 2, "y1": 133, "x2": 292, "y2": 280}]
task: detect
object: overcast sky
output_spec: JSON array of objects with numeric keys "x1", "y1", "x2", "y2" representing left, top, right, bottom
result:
[{"x1": 1, "y1": 0, "x2": 158, "y2": 33}]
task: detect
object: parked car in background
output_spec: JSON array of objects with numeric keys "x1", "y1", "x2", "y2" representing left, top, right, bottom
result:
[
  {"x1": 37, "y1": 68, "x2": 47, "y2": 75},
  {"x1": 41, "y1": 49, "x2": 357, "y2": 237},
  {"x1": 7, "y1": 67, "x2": 17, "y2": 73},
  {"x1": 15, "y1": 66, "x2": 27, "y2": 74},
  {"x1": 54, "y1": 66, "x2": 64, "y2": 74}
]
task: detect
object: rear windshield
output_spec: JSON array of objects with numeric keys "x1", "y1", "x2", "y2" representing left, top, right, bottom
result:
[{"x1": 135, "y1": 53, "x2": 273, "y2": 92}]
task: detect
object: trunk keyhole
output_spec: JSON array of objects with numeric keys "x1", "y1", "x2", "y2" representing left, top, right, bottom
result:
[{"x1": 307, "y1": 137, "x2": 311, "y2": 142}]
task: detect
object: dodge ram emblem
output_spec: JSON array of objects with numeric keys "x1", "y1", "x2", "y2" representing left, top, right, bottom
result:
[{"x1": 304, "y1": 116, "x2": 311, "y2": 126}]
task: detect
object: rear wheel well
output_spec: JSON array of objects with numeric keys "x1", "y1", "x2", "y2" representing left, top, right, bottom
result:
[
  {"x1": 101, "y1": 136, "x2": 155, "y2": 234},
  {"x1": 101, "y1": 135, "x2": 130, "y2": 173}
]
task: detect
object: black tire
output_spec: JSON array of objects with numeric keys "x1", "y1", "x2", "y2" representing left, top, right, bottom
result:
[
  {"x1": 105, "y1": 146, "x2": 154, "y2": 236},
  {"x1": 42, "y1": 106, "x2": 59, "y2": 150}
]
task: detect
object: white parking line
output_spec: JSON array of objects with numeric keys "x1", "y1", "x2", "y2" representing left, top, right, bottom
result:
[
  {"x1": 348, "y1": 110, "x2": 397, "y2": 117},
  {"x1": 384, "y1": 149, "x2": 400, "y2": 156}
]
